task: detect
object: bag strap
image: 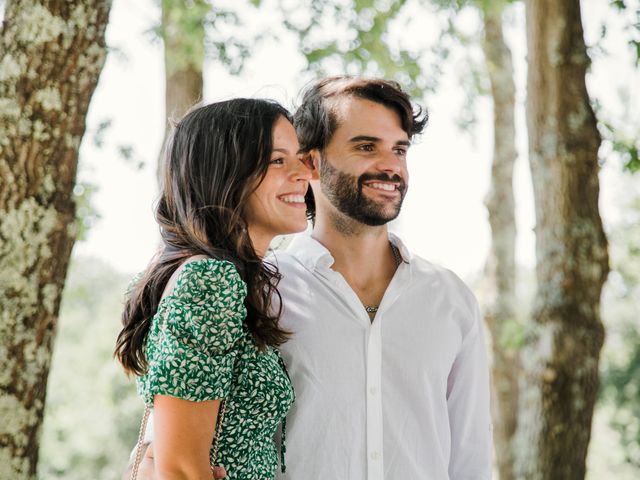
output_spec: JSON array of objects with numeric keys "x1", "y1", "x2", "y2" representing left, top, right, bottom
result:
[
  {"x1": 130, "y1": 406, "x2": 151, "y2": 480},
  {"x1": 210, "y1": 399, "x2": 226, "y2": 470},
  {"x1": 130, "y1": 400, "x2": 226, "y2": 480}
]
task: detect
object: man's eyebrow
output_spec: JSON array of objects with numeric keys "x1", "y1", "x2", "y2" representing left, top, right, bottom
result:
[
  {"x1": 348, "y1": 135, "x2": 380, "y2": 143},
  {"x1": 348, "y1": 135, "x2": 411, "y2": 146}
]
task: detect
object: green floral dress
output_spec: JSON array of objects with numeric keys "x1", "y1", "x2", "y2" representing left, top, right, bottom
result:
[{"x1": 136, "y1": 258, "x2": 294, "y2": 480}]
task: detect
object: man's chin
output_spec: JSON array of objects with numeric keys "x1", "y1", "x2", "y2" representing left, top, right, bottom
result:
[{"x1": 356, "y1": 207, "x2": 402, "y2": 226}]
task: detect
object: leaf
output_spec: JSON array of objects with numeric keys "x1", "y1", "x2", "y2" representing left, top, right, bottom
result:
[
  {"x1": 92, "y1": 118, "x2": 112, "y2": 148},
  {"x1": 611, "y1": 0, "x2": 627, "y2": 11}
]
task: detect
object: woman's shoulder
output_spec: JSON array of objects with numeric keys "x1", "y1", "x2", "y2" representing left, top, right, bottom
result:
[
  {"x1": 167, "y1": 256, "x2": 247, "y2": 305},
  {"x1": 153, "y1": 256, "x2": 248, "y2": 355},
  {"x1": 138, "y1": 255, "x2": 248, "y2": 404}
]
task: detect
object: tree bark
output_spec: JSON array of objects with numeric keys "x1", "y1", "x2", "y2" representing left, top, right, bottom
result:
[
  {"x1": 480, "y1": 4, "x2": 519, "y2": 480},
  {"x1": 0, "y1": 1, "x2": 111, "y2": 478},
  {"x1": 515, "y1": 1, "x2": 609, "y2": 478},
  {"x1": 156, "y1": 0, "x2": 206, "y2": 183}
]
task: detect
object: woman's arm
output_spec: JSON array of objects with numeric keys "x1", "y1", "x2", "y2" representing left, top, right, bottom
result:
[
  {"x1": 153, "y1": 395, "x2": 220, "y2": 480},
  {"x1": 135, "y1": 258, "x2": 244, "y2": 479}
]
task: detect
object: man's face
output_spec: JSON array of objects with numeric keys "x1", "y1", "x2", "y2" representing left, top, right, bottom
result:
[{"x1": 315, "y1": 97, "x2": 410, "y2": 226}]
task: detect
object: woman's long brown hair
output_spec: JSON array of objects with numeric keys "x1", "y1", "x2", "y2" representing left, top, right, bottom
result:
[{"x1": 114, "y1": 99, "x2": 291, "y2": 375}]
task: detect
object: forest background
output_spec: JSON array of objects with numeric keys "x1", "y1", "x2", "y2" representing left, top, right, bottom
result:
[{"x1": 0, "y1": 0, "x2": 639, "y2": 479}]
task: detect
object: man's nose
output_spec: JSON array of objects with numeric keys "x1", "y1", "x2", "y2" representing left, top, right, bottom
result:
[{"x1": 377, "y1": 150, "x2": 404, "y2": 175}]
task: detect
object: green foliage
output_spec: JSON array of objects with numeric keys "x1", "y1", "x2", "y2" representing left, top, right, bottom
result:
[
  {"x1": 75, "y1": 118, "x2": 148, "y2": 243},
  {"x1": 89, "y1": 118, "x2": 147, "y2": 171},
  {"x1": 281, "y1": 0, "x2": 448, "y2": 98},
  {"x1": 430, "y1": 0, "x2": 516, "y2": 13},
  {"x1": 610, "y1": 0, "x2": 640, "y2": 66},
  {"x1": 592, "y1": 2, "x2": 640, "y2": 166},
  {"x1": 155, "y1": 0, "x2": 210, "y2": 74},
  {"x1": 73, "y1": 182, "x2": 100, "y2": 242},
  {"x1": 604, "y1": 327, "x2": 640, "y2": 467},
  {"x1": 117, "y1": 144, "x2": 146, "y2": 171},
  {"x1": 595, "y1": 89, "x2": 640, "y2": 174},
  {"x1": 152, "y1": 0, "x2": 268, "y2": 76},
  {"x1": 92, "y1": 119, "x2": 112, "y2": 149},
  {"x1": 498, "y1": 316, "x2": 526, "y2": 351},
  {"x1": 600, "y1": 113, "x2": 640, "y2": 174},
  {"x1": 39, "y1": 257, "x2": 140, "y2": 480},
  {"x1": 419, "y1": 0, "x2": 505, "y2": 132},
  {"x1": 600, "y1": 195, "x2": 640, "y2": 468},
  {"x1": 282, "y1": 0, "x2": 509, "y2": 132}
]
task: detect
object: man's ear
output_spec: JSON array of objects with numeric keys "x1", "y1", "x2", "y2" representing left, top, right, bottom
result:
[{"x1": 307, "y1": 149, "x2": 321, "y2": 180}]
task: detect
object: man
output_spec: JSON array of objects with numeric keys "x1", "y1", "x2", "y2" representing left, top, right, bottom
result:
[
  {"x1": 128, "y1": 76, "x2": 491, "y2": 479},
  {"x1": 273, "y1": 76, "x2": 491, "y2": 479}
]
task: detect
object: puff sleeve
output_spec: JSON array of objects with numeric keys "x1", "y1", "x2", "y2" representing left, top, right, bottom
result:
[{"x1": 136, "y1": 259, "x2": 247, "y2": 406}]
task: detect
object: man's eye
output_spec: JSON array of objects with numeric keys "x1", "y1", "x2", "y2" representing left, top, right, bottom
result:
[
  {"x1": 357, "y1": 144, "x2": 375, "y2": 152},
  {"x1": 270, "y1": 158, "x2": 285, "y2": 165},
  {"x1": 394, "y1": 148, "x2": 408, "y2": 156}
]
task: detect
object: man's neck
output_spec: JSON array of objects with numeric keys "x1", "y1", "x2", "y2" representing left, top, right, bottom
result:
[{"x1": 311, "y1": 213, "x2": 398, "y2": 299}]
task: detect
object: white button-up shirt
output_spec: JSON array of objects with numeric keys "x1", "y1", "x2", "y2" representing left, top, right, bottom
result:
[{"x1": 273, "y1": 233, "x2": 492, "y2": 479}]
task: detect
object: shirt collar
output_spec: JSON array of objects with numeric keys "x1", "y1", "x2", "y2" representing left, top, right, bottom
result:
[
  {"x1": 286, "y1": 230, "x2": 412, "y2": 270},
  {"x1": 286, "y1": 233, "x2": 334, "y2": 270},
  {"x1": 389, "y1": 231, "x2": 412, "y2": 264}
]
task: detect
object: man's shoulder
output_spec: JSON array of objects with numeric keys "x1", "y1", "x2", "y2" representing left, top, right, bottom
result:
[
  {"x1": 409, "y1": 253, "x2": 467, "y2": 286},
  {"x1": 408, "y1": 253, "x2": 478, "y2": 307}
]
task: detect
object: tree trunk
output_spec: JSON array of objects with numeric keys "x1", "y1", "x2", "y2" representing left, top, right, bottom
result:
[
  {"x1": 515, "y1": 1, "x2": 609, "y2": 478},
  {"x1": 0, "y1": 1, "x2": 111, "y2": 478},
  {"x1": 156, "y1": 0, "x2": 206, "y2": 183},
  {"x1": 480, "y1": 4, "x2": 519, "y2": 480}
]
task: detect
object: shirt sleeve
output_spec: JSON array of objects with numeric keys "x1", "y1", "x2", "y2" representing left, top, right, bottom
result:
[
  {"x1": 446, "y1": 298, "x2": 493, "y2": 480},
  {"x1": 137, "y1": 259, "x2": 247, "y2": 406}
]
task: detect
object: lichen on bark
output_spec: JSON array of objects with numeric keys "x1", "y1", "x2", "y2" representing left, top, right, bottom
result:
[
  {"x1": 480, "y1": 3, "x2": 520, "y2": 479},
  {"x1": 0, "y1": 1, "x2": 112, "y2": 478},
  {"x1": 516, "y1": 2, "x2": 609, "y2": 477}
]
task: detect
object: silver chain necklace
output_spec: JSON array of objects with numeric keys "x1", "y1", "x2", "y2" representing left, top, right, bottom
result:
[{"x1": 362, "y1": 243, "x2": 402, "y2": 314}]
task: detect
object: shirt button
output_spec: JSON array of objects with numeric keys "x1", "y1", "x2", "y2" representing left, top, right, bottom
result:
[
  {"x1": 370, "y1": 451, "x2": 381, "y2": 460},
  {"x1": 369, "y1": 386, "x2": 378, "y2": 395}
]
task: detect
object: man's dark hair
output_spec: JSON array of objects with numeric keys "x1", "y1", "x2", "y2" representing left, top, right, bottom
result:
[{"x1": 294, "y1": 76, "x2": 428, "y2": 220}]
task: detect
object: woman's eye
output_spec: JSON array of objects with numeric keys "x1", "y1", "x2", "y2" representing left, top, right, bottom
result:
[{"x1": 270, "y1": 158, "x2": 285, "y2": 165}]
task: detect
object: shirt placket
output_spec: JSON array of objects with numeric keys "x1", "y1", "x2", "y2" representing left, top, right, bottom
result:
[
  {"x1": 366, "y1": 314, "x2": 384, "y2": 480},
  {"x1": 320, "y1": 266, "x2": 398, "y2": 480}
]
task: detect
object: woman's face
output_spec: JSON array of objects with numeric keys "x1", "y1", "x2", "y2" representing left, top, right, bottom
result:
[{"x1": 245, "y1": 116, "x2": 312, "y2": 250}]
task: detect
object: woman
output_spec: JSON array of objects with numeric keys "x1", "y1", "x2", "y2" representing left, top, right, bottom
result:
[{"x1": 114, "y1": 99, "x2": 311, "y2": 479}]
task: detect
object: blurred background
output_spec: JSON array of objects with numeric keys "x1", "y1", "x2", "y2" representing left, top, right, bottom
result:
[{"x1": 0, "y1": 0, "x2": 638, "y2": 479}]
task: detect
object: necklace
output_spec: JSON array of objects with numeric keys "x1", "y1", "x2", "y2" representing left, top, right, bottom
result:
[{"x1": 362, "y1": 243, "x2": 403, "y2": 315}]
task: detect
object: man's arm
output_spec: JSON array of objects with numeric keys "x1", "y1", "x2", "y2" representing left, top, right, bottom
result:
[
  {"x1": 121, "y1": 442, "x2": 155, "y2": 480},
  {"x1": 122, "y1": 444, "x2": 227, "y2": 480},
  {"x1": 446, "y1": 301, "x2": 493, "y2": 479}
]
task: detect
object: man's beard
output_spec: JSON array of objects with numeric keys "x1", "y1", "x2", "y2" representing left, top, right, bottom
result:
[{"x1": 319, "y1": 154, "x2": 407, "y2": 226}]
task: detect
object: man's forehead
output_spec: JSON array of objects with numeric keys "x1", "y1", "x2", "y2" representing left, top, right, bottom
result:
[
  {"x1": 331, "y1": 95, "x2": 385, "y2": 117},
  {"x1": 330, "y1": 96, "x2": 407, "y2": 140}
]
